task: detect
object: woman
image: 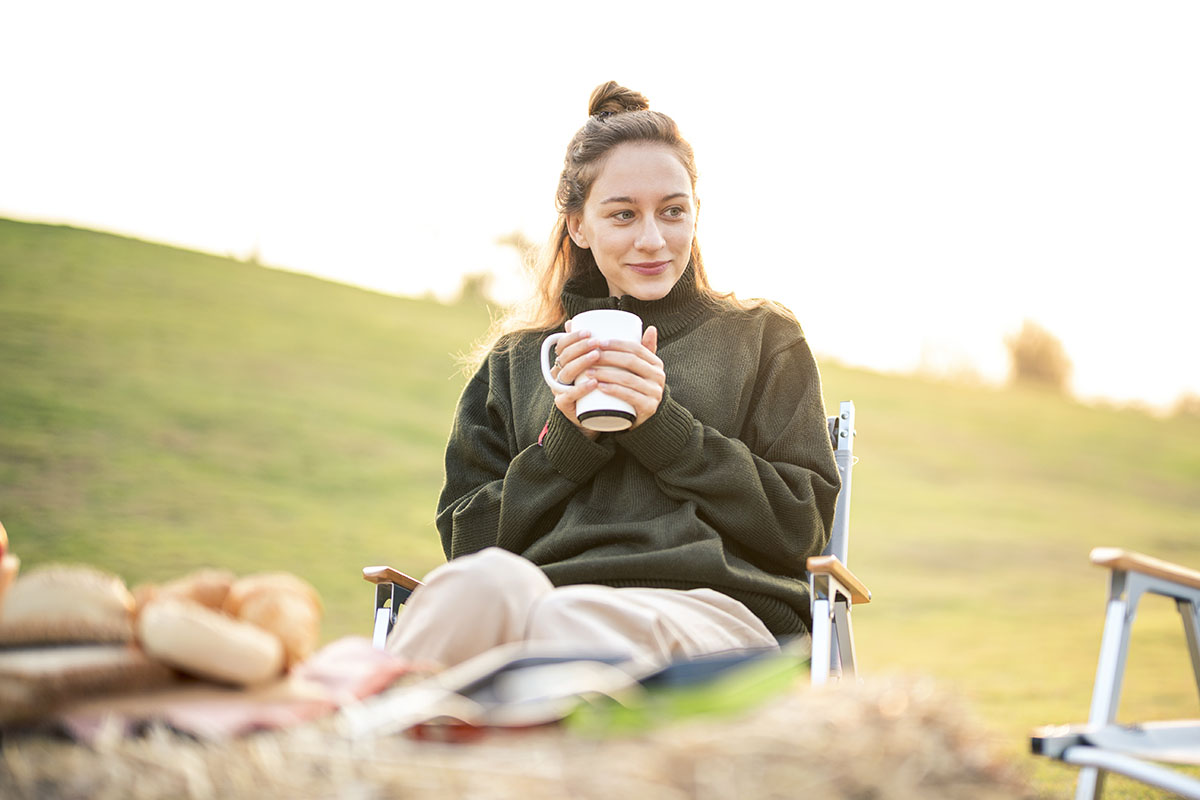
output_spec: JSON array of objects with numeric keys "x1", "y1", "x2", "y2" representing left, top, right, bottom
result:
[{"x1": 386, "y1": 82, "x2": 840, "y2": 670}]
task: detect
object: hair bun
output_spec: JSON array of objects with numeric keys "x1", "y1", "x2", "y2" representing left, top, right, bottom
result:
[{"x1": 588, "y1": 81, "x2": 650, "y2": 117}]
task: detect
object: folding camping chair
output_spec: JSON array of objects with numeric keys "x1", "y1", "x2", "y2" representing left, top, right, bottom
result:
[
  {"x1": 364, "y1": 400, "x2": 869, "y2": 685},
  {"x1": 807, "y1": 400, "x2": 870, "y2": 684},
  {"x1": 1031, "y1": 548, "x2": 1200, "y2": 799}
]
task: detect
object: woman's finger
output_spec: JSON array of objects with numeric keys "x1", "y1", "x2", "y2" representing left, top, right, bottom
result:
[
  {"x1": 550, "y1": 329, "x2": 593, "y2": 380},
  {"x1": 642, "y1": 325, "x2": 658, "y2": 356},
  {"x1": 591, "y1": 350, "x2": 661, "y2": 379},
  {"x1": 588, "y1": 366, "x2": 663, "y2": 400},
  {"x1": 554, "y1": 329, "x2": 591, "y2": 361},
  {"x1": 552, "y1": 375, "x2": 601, "y2": 438},
  {"x1": 554, "y1": 335, "x2": 604, "y2": 385},
  {"x1": 590, "y1": 378, "x2": 663, "y2": 427}
]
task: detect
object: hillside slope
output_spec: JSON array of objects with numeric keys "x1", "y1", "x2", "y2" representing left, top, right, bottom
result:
[{"x1": 1, "y1": 219, "x2": 489, "y2": 628}]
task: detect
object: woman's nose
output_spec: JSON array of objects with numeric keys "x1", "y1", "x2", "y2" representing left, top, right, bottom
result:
[{"x1": 634, "y1": 219, "x2": 666, "y2": 251}]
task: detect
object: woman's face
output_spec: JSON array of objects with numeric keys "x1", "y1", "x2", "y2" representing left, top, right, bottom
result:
[{"x1": 569, "y1": 142, "x2": 696, "y2": 301}]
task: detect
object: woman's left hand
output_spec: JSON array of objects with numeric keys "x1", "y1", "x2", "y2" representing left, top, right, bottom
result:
[{"x1": 584, "y1": 325, "x2": 665, "y2": 429}]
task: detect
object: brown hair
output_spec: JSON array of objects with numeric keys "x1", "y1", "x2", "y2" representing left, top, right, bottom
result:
[{"x1": 470, "y1": 81, "x2": 735, "y2": 363}]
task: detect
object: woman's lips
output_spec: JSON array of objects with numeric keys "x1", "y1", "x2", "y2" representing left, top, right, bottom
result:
[{"x1": 628, "y1": 261, "x2": 670, "y2": 275}]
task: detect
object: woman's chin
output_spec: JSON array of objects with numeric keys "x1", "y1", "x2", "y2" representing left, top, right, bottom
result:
[
  {"x1": 629, "y1": 288, "x2": 667, "y2": 301},
  {"x1": 623, "y1": 271, "x2": 682, "y2": 301}
]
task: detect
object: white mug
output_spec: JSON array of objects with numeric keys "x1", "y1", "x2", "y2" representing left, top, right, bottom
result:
[{"x1": 540, "y1": 309, "x2": 643, "y2": 432}]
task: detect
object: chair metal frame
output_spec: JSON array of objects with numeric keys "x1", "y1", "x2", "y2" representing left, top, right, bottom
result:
[
  {"x1": 364, "y1": 565, "x2": 420, "y2": 651},
  {"x1": 364, "y1": 400, "x2": 870, "y2": 684},
  {"x1": 807, "y1": 400, "x2": 870, "y2": 684},
  {"x1": 1031, "y1": 548, "x2": 1200, "y2": 799}
]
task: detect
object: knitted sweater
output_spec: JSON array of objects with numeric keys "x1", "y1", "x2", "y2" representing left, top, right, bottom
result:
[{"x1": 435, "y1": 266, "x2": 840, "y2": 636}]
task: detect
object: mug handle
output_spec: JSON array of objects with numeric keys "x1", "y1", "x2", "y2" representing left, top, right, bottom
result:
[{"x1": 540, "y1": 333, "x2": 573, "y2": 390}]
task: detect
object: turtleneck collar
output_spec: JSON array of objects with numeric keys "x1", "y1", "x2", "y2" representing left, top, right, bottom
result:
[{"x1": 561, "y1": 263, "x2": 711, "y2": 339}]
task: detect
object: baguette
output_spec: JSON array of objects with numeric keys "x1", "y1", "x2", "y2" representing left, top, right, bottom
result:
[
  {"x1": 137, "y1": 599, "x2": 285, "y2": 687},
  {"x1": 0, "y1": 565, "x2": 134, "y2": 645}
]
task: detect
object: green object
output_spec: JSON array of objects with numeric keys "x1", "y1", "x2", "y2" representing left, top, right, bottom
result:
[{"x1": 566, "y1": 653, "x2": 809, "y2": 736}]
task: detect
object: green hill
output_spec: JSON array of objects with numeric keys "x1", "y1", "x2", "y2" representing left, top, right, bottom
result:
[
  {"x1": 2, "y1": 218, "x2": 1198, "y2": 796},
  {"x1": 0, "y1": 218, "x2": 489, "y2": 632}
]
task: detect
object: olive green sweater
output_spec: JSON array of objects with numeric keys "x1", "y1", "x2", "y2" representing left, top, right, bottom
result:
[{"x1": 435, "y1": 266, "x2": 840, "y2": 635}]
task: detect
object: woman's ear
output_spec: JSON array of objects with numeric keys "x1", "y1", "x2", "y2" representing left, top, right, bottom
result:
[{"x1": 567, "y1": 214, "x2": 590, "y2": 249}]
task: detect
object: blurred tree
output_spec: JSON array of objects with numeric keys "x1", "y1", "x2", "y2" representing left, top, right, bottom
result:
[
  {"x1": 455, "y1": 271, "x2": 494, "y2": 305},
  {"x1": 1005, "y1": 320, "x2": 1072, "y2": 394},
  {"x1": 455, "y1": 230, "x2": 538, "y2": 307},
  {"x1": 1173, "y1": 393, "x2": 1200, "y2": 419},
  {"x1": 495, "y1": 230, "x2": 538, "y2": 270},
  {"x1": 244, "y1": 243, "x2": 262, "y2": 266}
]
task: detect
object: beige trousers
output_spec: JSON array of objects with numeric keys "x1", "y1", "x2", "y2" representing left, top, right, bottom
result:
[{"x1": 385, "y1": 547, "x2": 778, "y2": 669}]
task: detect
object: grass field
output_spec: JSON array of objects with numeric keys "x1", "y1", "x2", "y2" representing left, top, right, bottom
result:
[{"x1": 2, "y1": 218, "x2": 1198, "y2": 797}]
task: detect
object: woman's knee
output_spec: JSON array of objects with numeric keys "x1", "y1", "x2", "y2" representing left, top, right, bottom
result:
[
  {"x1": 420, "y1": 547, "x2": 547, "y2": 598},
  {"x1": 403, "y1": 547, "x2": 554, "y2": 633},
  {"x1": 387, "y1": 548, "x2": 552, "y2": 664}
]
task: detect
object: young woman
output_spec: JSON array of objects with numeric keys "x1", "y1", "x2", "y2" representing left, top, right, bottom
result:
[{"x1": 386, "y1": 82, "x2": 840, "y2": 670}]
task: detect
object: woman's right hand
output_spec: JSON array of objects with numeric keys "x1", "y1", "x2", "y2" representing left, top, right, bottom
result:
[{"x1": 548, "y1": 321, "x2": 604, "y2": 439}]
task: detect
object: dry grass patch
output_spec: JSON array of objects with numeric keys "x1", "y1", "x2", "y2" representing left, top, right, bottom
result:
[{"x1": 1, "y1": 676, "x2": 1040, "y2": 800}]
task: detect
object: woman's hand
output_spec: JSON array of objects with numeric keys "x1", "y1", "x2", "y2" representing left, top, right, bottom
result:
[
  {"x1": 550, "y1": 323, "x2": 664, "y2": 435},
  {"x1": 549, "y1": 321, "x2": 604, "y2": 439}
]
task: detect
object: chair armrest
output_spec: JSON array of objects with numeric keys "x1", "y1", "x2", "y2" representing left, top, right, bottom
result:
[
  {"x1": 362, "y1": 566, "x2": 423, "y2": 591},
  {"x1": 1090, "y1": 548, "x2": 1200, "y2": 592},
  {"x1": 807, "y1": 555, "x2": 871, "y2": 604}
]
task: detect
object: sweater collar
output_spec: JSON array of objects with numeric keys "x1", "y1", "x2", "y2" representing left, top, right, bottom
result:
[{"x1": 561, "y1": 263, "x2": 710, "y2": 339}]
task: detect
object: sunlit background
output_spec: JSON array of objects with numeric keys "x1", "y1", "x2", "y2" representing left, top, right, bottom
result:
[{"x1": 3, "y1": 1, "x2": 1197, "y2": 409}]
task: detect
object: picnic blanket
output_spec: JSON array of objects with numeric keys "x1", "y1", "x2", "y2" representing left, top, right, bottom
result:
[{"x1": 1, "y1": 636, "x2": 411, "y2": 742}]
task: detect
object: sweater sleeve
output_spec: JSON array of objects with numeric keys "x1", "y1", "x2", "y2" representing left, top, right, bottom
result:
[
  {"x1": 435, "y1": 358, "x2": 615, "y2": 560},
  {"x1": 615, "y1": 336, "x2": 840, "y2": 578}
]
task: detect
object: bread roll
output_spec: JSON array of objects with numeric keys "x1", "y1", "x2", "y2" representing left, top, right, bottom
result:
[
  {"x1": 234, "y1": 591, "x2": 321, "y2": 667},
  {"x1": 133, "y1": 568, "x2": 236, "y2": 618},
  {"x1": 0, "y1": 565, "x2": 134, "y2": 645},
  {"x1": 138, "y1": 599, "x2": 285, "y2": 687},
  {"x1": 224, "y1": 573, "x2": 322, "y2": 667},
  {"x1": 222, "y1": 572, "x2": 322, "y2": 617}
]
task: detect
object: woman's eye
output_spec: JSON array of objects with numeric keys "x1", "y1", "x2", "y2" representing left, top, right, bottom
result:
[
  {"x1": 613, "y1": 210, "x2": 635, "y2": 221},
  {"x1": 663, "y1": 206, "x2": 685, "y2": 218}
]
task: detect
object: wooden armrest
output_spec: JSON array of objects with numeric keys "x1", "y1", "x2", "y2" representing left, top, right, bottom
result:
[
  {"x1": 807, "y1": 555, "x2": 871, "y2": 604},
  {"x1": 1090, "y1": 548, "x2": 1200, "y2": 592},
  {"x1": 362, "y1": 565, "x2": 423, "y2": 591}
]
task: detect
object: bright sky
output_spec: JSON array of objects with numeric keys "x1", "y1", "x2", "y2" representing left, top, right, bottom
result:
[{"x1": 2, "y1": 2, "x2": 1197, "y2": 409}]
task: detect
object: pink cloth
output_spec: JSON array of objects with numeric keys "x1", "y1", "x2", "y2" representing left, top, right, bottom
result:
[{"x1": 54, "y1": 636, "x2": 410, "y2": 742}]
